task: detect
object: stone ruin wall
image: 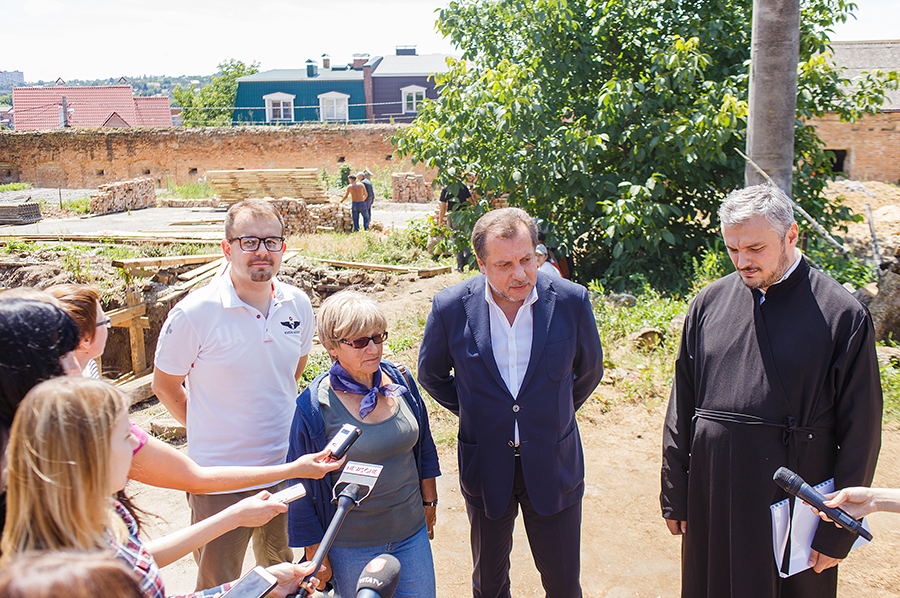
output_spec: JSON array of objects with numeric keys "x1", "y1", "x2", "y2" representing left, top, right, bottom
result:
[
  {"x1": 807, "y1": 112, "x2": 900, "y2": 184},
  {"x1": 0, "y1": 124, "x2": 434, "y2": 189}
]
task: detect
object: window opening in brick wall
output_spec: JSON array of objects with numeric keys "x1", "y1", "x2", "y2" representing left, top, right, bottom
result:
[
  {"x1": 97, "y1": 169, "x2": 104, "y2": 176},
  {"x1": 337, "y1": 156, "x2": 346, "y2": 163},
  {"x1": 189, "y1": 168, "x2": 198, "y2": 176},
  {"x1": 385, "y1": 155, "x2": 392, "y2": 161},
  {"x1": 828, "y1": 149, "x2": 847, "y2": 176},
  {"x1": 143, "y1": 168, "x2": 151, "y2": 175}
]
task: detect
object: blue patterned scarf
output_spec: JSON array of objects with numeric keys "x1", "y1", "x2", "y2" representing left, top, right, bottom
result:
[{"x1": 328, "y1": 361, "x2": 408, "y2": 419}]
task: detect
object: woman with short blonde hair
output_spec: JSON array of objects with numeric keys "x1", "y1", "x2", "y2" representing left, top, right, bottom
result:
[{"x1": 289, "y1": 290, "x2": 441, "y2": 598}]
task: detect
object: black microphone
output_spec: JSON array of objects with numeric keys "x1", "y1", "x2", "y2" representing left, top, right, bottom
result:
[
  {"x1": 293, "y1": 483, "x2": 365, "y2": 598},
  {"x1": 773, "y1": 467, "x2": 873, "y2": 542},
  {"x1": 356, "y1": 554, "x2": 401, "y2": 598}
]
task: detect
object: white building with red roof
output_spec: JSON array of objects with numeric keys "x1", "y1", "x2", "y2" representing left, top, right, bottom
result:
[{"x1": 11, "y1": 85, "x2": 171, "y2": 131}]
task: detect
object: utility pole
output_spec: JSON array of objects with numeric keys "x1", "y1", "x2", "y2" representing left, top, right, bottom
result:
[{"x1": 744, "y1": 0, "x2": 799, "y2": 196}]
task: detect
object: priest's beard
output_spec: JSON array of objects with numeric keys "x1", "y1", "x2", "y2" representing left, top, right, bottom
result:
[{"x1": 742, "y1": 243, "x2": 792, "y2": 290}]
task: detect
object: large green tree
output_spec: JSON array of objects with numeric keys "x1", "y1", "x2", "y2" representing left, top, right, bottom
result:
[
  {"x1": 174, "y1": 59, "x2": 259, "y2": 126},
  {"x1": 394, "y1": 0, "x2": 897, "y2": 289}
]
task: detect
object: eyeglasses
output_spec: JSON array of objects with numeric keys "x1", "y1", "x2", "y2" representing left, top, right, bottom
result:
[
  {"x1": 228, "y1": 236, "x2": 285, "y2": 252},
  {"x1": 96, "y1": 317, "x2": 112, "y2": 328},
  {"x1": 338, "y1": 332, "x2": 389, "y2": 349}
]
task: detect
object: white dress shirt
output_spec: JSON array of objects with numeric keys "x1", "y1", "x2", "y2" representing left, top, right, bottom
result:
[{"x1": 484, "y1": 279, "x2": 539, "y2": 445}]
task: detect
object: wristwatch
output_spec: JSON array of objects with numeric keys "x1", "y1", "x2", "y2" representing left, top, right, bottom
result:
[{"x1": 422, "y1": 500, "x2": 438, "y2": 507}]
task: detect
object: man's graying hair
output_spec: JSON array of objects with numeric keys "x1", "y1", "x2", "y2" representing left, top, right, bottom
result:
[
  {"x1": 718, "y1": 184, "x2": 796, "y2": 238},
  {"x1": 471, "y1": 208, "x2": 539, "y2": 261}
]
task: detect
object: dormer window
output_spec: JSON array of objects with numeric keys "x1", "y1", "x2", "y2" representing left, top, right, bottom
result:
[
  {"x1": 401, "y1": 85, "x2": 426, "y2": 114},
  {"x1": 318, "y1": 91, "x2": 350, "y2": 122},
  {"x1": 263, "y1": 92, "x2": 295, "y2": 123}
]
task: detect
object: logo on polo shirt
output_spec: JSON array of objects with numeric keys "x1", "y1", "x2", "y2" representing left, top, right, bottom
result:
[{"x1": 281, "y1": 316, "x2": 302, "y2": 334}]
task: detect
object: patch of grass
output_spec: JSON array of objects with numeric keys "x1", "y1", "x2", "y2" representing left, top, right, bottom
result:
[
  {"x1": 881, "y1": 363, "x2": 900, "y2": 424},
  {"x1": 298, "y1": 350, "x2": 334, "y2": 389},
  {"x1": 288, "y1": 230, "x2": 452, "y2": 268},
  {"x1": 0, "y1": 182, "x2": 32, "y2": 192},
  {"x1": 63, "y1": 197, "x2": 91, "y2": 214},
  {"x1": 2, "y1": 239, "x2": 40, "y2": 253},
  {"x1": 159, "y1": 178, "x2": 214, "y2": 200},
  {"x1": 588, "y1": 283, "x2": 690, "y2": 406}
]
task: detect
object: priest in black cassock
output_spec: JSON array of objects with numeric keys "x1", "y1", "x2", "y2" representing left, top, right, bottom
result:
[{"x1": 660, "y1": 184, "x2": 882, "y2": 598}]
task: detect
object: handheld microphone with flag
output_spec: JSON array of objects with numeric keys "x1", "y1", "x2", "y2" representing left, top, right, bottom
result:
[
  {"x1": 356, "y1": 554, "x2": 401, "y2": 598},
  {"x1": 773, "y1": 467, "x2": 873, "y2": 542},
  {"x1": 292, "y1": 461, "x2": 384, "y2": 598}
]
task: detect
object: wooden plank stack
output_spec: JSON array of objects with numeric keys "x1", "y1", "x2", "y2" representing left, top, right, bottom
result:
[
  {"x1": 207, "y1": 169, "x2": 330, "y2": 205},
  {"x1": 309, "y1": 203, "x2": 353, "y2": 233},
  {"x1": 0, "y1": 202, "x2": 41, "y2": 225},
  {"x1": 391, "y1": 173, "x2": 434, "y2": 203},
  {"x1": 89, "y1": 177, "x2": 156, "y2": 215}
]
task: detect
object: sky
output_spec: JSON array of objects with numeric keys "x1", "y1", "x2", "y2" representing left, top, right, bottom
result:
[{"x1": 3, "y1": 0, "x2": 896, "y2": 83}]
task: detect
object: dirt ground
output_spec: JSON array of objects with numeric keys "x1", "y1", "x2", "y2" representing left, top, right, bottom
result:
[{"x1": 127, "y1": 268, "x2": 900, "y2": 598}]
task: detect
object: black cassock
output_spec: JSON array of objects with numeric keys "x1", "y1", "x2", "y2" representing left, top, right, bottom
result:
[{"x1": 661, "y1": 258, "x2": 882, "y2": 598}]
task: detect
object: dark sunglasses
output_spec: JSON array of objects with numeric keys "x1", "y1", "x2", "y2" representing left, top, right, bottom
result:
[
  {"x1": 338, "y1": 331, "x2": 389, "y2": 349},
  {"x1": 228, "y1": 236, "x2": 285, "y2": 252}
]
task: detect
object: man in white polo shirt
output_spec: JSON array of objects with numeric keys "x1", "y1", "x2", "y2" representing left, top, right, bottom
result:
[{"x1": 153, "y1": 199, "x2": 314, "y2": 589}]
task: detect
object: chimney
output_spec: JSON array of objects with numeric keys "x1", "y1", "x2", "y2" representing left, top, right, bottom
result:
[
  {"x1": 322, "y1": 54, "x2": 331, "y2": 69},
  {"x1": 352, "y1": 53, "x2": 370, "y2": 69},
  {"x1": 306, "y1": 59, "x2": 318, "y2": 78}
]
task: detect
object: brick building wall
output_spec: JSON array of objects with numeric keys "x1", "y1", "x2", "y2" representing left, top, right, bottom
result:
[
  {"x1": 0, "y1": 124, "x2": 432, "y2": 188},
  {"x1": 808, "y1": 112, "x2": 900, "y2": 184}
]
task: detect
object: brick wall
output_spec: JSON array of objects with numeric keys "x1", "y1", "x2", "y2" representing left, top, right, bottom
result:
[
  {"x1": 0, "y1": 124, "x2": 433, "y2": 188},
  {"x1": 808, "y1": 112, "x2": 900, "y2": 184}
]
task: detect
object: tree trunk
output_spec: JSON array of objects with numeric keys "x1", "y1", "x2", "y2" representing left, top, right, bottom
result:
[{"x1": 745, "y1": 0, "x2": 800, "y2": 196}]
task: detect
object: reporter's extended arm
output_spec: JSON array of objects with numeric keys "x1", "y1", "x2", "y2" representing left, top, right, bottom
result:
[{"x1": 129, "y1": 438, "x2": 341, "y2": 494}]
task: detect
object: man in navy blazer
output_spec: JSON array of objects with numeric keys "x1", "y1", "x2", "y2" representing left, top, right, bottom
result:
[{"x1": 418, "y1": 208, "x2": 603, "y2": 598}]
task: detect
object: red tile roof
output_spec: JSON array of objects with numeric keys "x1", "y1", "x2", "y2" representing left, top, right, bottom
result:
[
  {"x1": 11, "y1": 85, "x2": 171, "y2": 131},
  {"x1": 134, "y1": 96, "x2": 173, "y2": 127}
]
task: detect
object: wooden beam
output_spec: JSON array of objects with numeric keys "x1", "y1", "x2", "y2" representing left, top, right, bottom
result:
[
  {"x1": 129, "y1": 320, "x2": 147, "y2": 374},
  {"x1": 417, "y1": 265, "x2": 452, "y2": 278},
  {"x1": 178, "y1": 257, "x2": 226, "y2": 281},
  {"x1": 117, "y1": 372, "x2": 156, "y2": 405},
  {"x1": 0, "y1": 233, "x2": 221, "y2": 245},
  {"x1": 111, "y1": 254, "x2": 221, "y2": 270},
  {"x1": 108, "y1": 304, "x2": 146, "y2": 327},
  {"x1": 319, "y1": 259, "x2": 415, "y2": 274}
]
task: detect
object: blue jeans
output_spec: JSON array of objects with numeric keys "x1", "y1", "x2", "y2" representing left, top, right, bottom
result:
[
  {"x1": 327, "y1": 524, "x2": 435, "y2": 598},
  {"x1": 351, "y1": 202, "x2": 369, "y2": 231}
]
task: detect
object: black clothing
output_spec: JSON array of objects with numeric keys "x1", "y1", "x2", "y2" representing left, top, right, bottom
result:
[
  {"x1": 467, "y1": 458, "x2": 582, "y2": 598},
  {"x1": 439, "y1": 183, "x2": 472, "y2": 212},
  {"x1": 661, "y1": 259, "x2": 882, "y2": 598}
]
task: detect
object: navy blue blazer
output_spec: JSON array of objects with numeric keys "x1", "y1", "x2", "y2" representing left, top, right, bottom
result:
[{"x1": 418, "y1": 272, "x2": 603, "y2": 518}]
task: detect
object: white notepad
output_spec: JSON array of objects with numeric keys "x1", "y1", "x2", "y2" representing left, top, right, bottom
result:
[{"x1": 771, "y1": 477, "x2": 871, "y2": 578}]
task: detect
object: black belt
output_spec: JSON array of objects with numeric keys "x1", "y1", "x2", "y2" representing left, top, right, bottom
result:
[{"x1": 693, "y1": 408, "x2": 834, "y2": 446}]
